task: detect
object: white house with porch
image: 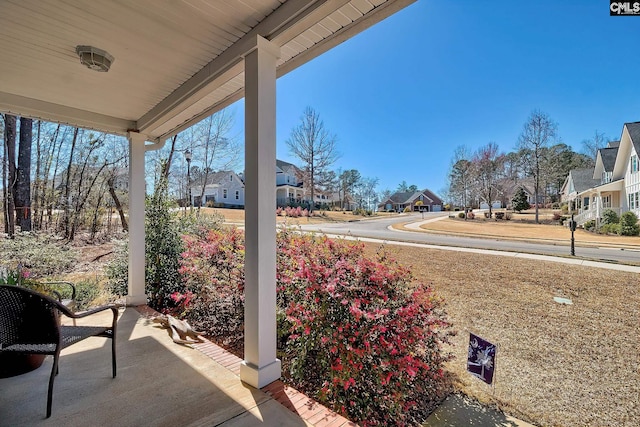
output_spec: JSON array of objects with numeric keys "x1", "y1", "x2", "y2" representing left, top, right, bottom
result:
[
  {"x1": 0, "y1": 0, "x2": 416, "y2": 390},
  {"x1": 566, "y1": 122, "x2": 640, "y2": 226}
]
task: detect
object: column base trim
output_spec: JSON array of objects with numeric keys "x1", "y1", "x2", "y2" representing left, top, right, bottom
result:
[
  {"x1": 125, "y1": 294, "x2": 148, "y2": 306},
  {"x1": 240, "y1": 359, "x2": 281, "y2": 389}
]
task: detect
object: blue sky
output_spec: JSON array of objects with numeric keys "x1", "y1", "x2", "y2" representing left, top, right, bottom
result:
[{"x1": 227, "y1": 0, "x2": 640, "y2": 196}]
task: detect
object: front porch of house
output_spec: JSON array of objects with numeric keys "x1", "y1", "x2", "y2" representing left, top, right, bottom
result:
[
  {"x1": 0, "y1": 308, "x2": 350, "y2": 426},
  {"x1": 573, "y1": 180, "x2": 624, "y2": 226}
]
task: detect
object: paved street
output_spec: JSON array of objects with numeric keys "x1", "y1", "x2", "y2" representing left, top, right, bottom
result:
[{"x1": 297, "y1": 212, "x2": 640, "y2": 266}]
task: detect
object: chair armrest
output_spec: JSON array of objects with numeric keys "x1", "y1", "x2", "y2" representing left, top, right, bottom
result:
[{"x1": 55, "y1": 301, "x2": 120, "y2": 330}]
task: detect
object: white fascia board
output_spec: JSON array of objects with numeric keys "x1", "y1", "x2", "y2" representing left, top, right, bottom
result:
[
  {"x1": 612, "y1": 126, "x2": 632, "y2": 179},
  {"x1": 276, "y1": 0, "x2": 417, "y2": 77},
  {"x1": 0, "y1": 91, "x2": 135, "y2": 136}
]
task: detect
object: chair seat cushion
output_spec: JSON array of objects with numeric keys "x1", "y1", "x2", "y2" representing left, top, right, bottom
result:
[{"x1": 61, "y1": 326, "x2": 113, "y2": 349}]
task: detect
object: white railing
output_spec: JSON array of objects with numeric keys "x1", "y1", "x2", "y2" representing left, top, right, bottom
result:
[
  {"x1": 574, "y1": 209, "x2": 596, "y2": 226},
  {"x1": 574, "y1": 206, "x2": 622, "y2": 226}
]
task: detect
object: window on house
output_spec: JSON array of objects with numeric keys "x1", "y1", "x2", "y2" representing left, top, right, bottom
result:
[
  {"x1": 632, "y1": 155, "x2": 638, "y2": 173},
  {"x1": 630, "y1": 192, "x2": 639, "y2": 210},
  {"x1": 230, "y1": 175, "x2": 233, "y2": 181},
  {"x1": 223, "y1": 189, "x2": 228, "y2": 199},
  {"x1": 235, "y1": 190, "x2": 239, "y2": 200}
]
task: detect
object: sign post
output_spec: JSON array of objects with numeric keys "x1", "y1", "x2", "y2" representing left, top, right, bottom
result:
[{"x1": 569, "y1": 214, "x2": 577, "y2": 256}]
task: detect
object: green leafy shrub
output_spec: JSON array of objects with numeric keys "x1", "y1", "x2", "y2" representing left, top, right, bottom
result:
[
  {"x1": 105, "y1": 240, "x2": 129, "y2": 297},
  {"x1": 583, "y1": 220, "x2": 596, "y2": 231},
  {"x1": 620, "y1": 211, "x2": 640, "y2": 236},
  {"x1": 561, "y1": 204, "x2": 569, "y2": 214},
  {"x1": 145, "y1": 179, "x2": 185, "y2": 311},
  {"x1": 600, "y1": 223, "x2": 621, "y2": 235},
  {"x1": 601, "y1": 209, "x2": 620, "y2": 225},
  {"x1": 458, "y1": 212, "x2": 465, "y2": 219},
  {"x1": 495, "y1": 212, "x2": 505, "y2": 220}
]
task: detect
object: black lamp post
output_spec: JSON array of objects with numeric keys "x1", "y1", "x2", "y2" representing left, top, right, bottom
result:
[{"x1": 185, "y1": 149, "x2": 192, "y2": 209}]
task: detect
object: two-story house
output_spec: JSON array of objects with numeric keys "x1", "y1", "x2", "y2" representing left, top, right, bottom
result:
[
  {"x1": 190, "y1": 171, "x2": 246, "y2": 208},
  {"x1": 565, "y1": 122, "x2": 640, "y2": 226},
  {"x1": 275, "y1": 159, "x2": 306, "y2": 207}
]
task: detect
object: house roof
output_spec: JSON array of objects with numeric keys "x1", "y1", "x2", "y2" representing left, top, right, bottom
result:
[
  {"x1": 627, "y1": 122, "x2": 640, "y2": 155},
  {"x1": 568, "y1": 168, "x2": 600, "y2": 193},
  {"x1": 499, "y1": 178, "x2": 535, "y2": 198},
  {"x1": 382, "y1": 189, "x2": 442, "y2": 205},
  {"x1": 599, "y1": 146, "x2": 619, "y2": 172},
  {"x1": 0, "y1": 1, "x2": 415, "y2": 142},
  {"x1": 612, "y1": 121, "x2": 640, "y2": 178},
  {"x1": 197, "y1": 170, "x2": 240, "y2": 187}
]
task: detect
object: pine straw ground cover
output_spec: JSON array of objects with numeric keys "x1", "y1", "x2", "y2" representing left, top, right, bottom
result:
[{"x1": 362, "y1": 242, "x2": 639, "y2": 427}]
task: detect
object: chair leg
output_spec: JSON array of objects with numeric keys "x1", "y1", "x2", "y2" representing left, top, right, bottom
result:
[
  {"x1": 111, "y1": 336, "x2": 117, "y2": 378},
  {"x1": 47, "y1": 352, "x2": 60, "y2": 418},
  {"x1": 111, "y1": 317, "x2": 117, "y2": 378}
]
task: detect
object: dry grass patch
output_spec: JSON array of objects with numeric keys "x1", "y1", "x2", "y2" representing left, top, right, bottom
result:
[
  {"x1": 363, "y1": 242, "x2": 639, "y2": 427},
  {"x1": 404, "y1": 217, "x2": 640, "y2": 248}
]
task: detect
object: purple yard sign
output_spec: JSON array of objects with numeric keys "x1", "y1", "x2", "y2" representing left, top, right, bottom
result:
[{"x1": 467, "y1": 333, "x2": 497, "y2": 385}]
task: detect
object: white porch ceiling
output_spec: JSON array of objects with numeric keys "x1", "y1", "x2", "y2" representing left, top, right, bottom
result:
[{"x1": 0, "y1": 0, "x2": 415, "y2": 142}]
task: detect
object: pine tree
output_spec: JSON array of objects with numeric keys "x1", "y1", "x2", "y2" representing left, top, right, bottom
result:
[{"x1": 511, "y1": 187, "x2": 530, "y2": 212}]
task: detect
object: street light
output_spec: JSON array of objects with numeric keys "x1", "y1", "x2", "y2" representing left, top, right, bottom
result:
[{"x1": 185, "y1": 149, "x2": 192, "y2": 209}]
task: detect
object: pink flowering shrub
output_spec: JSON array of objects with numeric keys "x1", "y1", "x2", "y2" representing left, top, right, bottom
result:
[
  {"x1": 179, "y1": 227, "x2": 245, "y2": 347},
  {"x1": 277, "y1": 231, "x2": 454, "y2": 425},
  {"x1": 280, "y1": 206, "x2": 310, "y2": 217},
  {"x1": 179, "y1": 228, "x2": 454, "y2": 425}
]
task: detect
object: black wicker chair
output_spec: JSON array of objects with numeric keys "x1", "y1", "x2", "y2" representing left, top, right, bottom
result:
[{"x1": 0, "y1": 285, "x2": 119, "y2": 418}]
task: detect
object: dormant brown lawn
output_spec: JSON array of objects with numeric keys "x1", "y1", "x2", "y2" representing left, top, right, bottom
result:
[{"x1": 363, "y1": 242, "x2": 639, "y2": 427}]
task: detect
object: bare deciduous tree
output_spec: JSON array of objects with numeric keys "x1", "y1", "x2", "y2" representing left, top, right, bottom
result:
[
  {"x1": 472, "y1": 142, "x2": 505, "y2": 219},
  {"x1": 194, "y1": 110, "x2": 239, "y2": 209},
  {"x1": 448, "y1": 145, "x2": 473, "y2": 212},
  {"x1": 581, "y1": 130, "x2": 609, "y2": 162},
  {"x1": 286, "y1": 107, "x2": 339, "y2": 212},
  {"x1": 518, "y1": 110, "x2": 557, "y2": 223}
]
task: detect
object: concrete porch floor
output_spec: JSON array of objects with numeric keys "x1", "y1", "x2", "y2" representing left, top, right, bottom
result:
[{"x1": 0, "y1": 308, "x2": 319, "y2": 427}]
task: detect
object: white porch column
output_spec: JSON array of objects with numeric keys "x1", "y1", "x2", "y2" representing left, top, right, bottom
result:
[
  {"x1": 126, "y1": 132, "x2": 148, "y2": 306},
  {"x1": 240, "y1": 35, "x2": 281, "y2": 389}
]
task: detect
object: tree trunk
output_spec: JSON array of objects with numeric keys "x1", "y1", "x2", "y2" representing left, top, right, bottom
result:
[
  {"x1": 4, "y1": 115, "x2": 17, "y2": 237},
  {"x1": 46, "y1": 125, "x2": 63, "y2": 229},
  {"x1": 107, "y1": 176, "x2": 128, "y2": 231},
  {"x1": 33, "y1": 121, "x2": 42, "y2": 229},
  {"x1": 62, "y1": 127, "x2": 79, "y2": 236},
  {"x1": 15, "y1": 117, "x2": 33, "y2": 231}
]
